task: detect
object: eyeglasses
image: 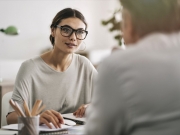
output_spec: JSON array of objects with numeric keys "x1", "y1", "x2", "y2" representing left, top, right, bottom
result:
[{"x1": 56, "y1": 25, "x2": 88, "y2": 40}]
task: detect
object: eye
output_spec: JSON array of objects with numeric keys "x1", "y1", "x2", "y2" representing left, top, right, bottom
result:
[
  {"x1": 76, "y1": 30, "x2": 85, "y2": 35},
  {"x1": 61, "y1": 27, "x2": 72, "y2": 34}
]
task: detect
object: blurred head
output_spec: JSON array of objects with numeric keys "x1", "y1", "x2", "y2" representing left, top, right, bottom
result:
[
  {"x1": 120, "y1": 0, "x2": 180, "y2": 45},
  {"x1": 49, "y1": 8, "x2": 88, "y2": 53}
]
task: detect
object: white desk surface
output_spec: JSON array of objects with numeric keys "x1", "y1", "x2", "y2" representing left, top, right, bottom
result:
[{"x1": 0, "y1": 129, "x2": 17, "y2": 135}]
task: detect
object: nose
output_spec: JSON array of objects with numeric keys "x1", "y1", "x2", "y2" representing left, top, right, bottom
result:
[{"x1": 69, "y1": 31, "x2": 76, "y2": 41}]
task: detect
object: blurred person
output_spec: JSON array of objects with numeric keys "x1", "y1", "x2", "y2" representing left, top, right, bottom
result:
[
  {"x1": 85, "y1": 0, "x2": 180, "y2": 135},
  {"x1": 7, "y1": 8, "x2": 97, "y2": 129}
]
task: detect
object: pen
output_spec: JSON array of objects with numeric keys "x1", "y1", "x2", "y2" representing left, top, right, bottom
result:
[
  {"x1": 31, "y1": 100, "x2": 42, "y2": 116},
  {"x1": 9, "y1": 99, "x2": 21, "y2": 116},
  {"x1": 23, "y1": 100, "x2": 32, "y2": 117},
  {"x1": 14, "y1": 101, "x2": 26, "y2": 117}
]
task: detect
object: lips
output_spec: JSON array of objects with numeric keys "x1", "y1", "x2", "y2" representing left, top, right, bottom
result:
[{"x1": 65, "y1": 43, "x2": 77, "y2": 47}]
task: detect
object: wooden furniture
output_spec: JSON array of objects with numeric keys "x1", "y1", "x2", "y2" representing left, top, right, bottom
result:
[{"x1": 0, "y1": 81, "x2": 14, "y2": 127}]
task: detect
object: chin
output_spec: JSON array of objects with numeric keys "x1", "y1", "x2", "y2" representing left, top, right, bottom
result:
[{"x1": 66, "y1": 49, "x2": 77, "y2": 54}]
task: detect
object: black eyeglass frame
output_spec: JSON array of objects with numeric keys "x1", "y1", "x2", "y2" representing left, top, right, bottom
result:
[{"x1": 56, "y1": 25, "x2": 88, "y2": 40}]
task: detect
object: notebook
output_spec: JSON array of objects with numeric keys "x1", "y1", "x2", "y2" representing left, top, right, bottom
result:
[
  {"x1": 2, "y1": 124, "x2": 85, "y2": 135},
  {"x1": 2, "y1": 123, "x2": 71, "y2": 132},
  {"x1": 62, "y1": 113, "x2": 86, "y2": 125}
]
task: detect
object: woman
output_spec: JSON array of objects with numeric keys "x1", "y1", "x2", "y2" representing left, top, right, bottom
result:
[{"x1": 7, "y1": 8, "x2": 97, "y2": 129}]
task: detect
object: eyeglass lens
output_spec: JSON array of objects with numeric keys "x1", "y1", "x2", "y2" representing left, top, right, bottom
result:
[{"x1": 60, "y1": 26, "x2": 87, "y2": 40}]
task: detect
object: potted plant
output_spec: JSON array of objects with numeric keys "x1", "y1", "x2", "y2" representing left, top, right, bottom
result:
[{"x1": 101, "y1": 8, "x2": 125, "y2": 51}]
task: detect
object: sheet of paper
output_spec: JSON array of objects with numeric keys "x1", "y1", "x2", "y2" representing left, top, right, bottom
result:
[{"x1": 2, "y1": 123, "x2": 71, "y2": 132}]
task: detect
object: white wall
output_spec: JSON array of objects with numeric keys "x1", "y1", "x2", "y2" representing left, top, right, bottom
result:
[{"x1": 0, "y1": 0, "x2": 120, "y2": 60}]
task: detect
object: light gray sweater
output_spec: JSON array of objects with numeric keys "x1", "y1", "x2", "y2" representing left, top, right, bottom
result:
[
  {"x1": 86, "y1": 32, "x2": 180, "y2": 135},
  {"x1": 9, "y1": 53, "x2": 97, "y2": 114}
]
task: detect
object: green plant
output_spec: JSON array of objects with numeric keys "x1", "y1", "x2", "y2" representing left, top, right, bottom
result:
[{"x1": 101, "y1": 9, "x2": 123, "y2": 46}]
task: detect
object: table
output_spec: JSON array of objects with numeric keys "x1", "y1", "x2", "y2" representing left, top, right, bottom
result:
[{"x1": 0, "y1": 129, "x2": 17, "y2": 135}]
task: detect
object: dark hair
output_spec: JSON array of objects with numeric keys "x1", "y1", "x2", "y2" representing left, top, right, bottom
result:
[
  {"x1": 49, "y1": 8, "x2": 88, "y2": 46},
  {"x1": 120, "y1": 0, "x2": 180, "y2": 37}
]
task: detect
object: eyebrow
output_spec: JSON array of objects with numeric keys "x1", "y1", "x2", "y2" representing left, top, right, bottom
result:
[{"x1": 61, "y1": 25, "x2": 85, "y2": 30}]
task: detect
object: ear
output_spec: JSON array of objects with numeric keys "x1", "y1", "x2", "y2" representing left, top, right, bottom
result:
[
  {"x1": 51, "y1": 28, "x2": 55, "y2": 37},
  {"x1": 126, "y1": 11, "x2": 136, "y2": 38},
  {"x1": 128, "y1": 17, "x2": 139, "y2": 43},
  {"x1": 122, "y1": 9, "x2": 138, "y2": 44}
]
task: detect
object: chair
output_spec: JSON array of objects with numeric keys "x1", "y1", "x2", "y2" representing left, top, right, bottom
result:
[{"x1": 1, "y1": 91, "x2": 13, "y2": 127}]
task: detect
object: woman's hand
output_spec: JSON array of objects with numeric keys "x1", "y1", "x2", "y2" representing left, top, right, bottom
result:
[
  {"x1": 73, "y1": 104, "x2": 90, "y2": 118},
  {"x1": 40, "y1": 110, "x2": 64, "y2": 129}
]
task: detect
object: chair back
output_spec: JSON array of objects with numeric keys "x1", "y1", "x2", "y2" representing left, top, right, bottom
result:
[{"x1": 1, "y1": 91, "x2": 13, "y2": 127}]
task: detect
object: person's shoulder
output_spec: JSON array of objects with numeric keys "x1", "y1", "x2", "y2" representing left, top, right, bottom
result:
[
  {"x1": 102, "y1": 46, "x2": 137, "y2": 64},
  {"x1": 15, "y1": 56, "x2": 40, "y2": 80},
  {"x1": 74, "y1": 53, "x2": 92, "y2": 65},
  {"x1": 74, "y1": 53, "x2": 97, "y2": 72},
  {"x1": 20, "y1": 56, "x2": 41, "y2": 72},
  {"x1": 74, "y1": 53, "x2": 89, "y2": 61},
  {"x1": 98, "y1": 46, "x2": 143, "y2": 73}
]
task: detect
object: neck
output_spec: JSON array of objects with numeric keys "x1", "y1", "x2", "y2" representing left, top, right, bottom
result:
[{"x1": 42, "y1": 50, "x2": 73, "y2": 72}]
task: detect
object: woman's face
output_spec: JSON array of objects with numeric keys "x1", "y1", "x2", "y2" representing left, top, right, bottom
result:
[{"x1": 52, "y1": 17, "x2": 86, "y2": 54}]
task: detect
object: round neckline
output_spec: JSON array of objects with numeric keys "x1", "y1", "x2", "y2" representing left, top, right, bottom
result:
[{"x1": 39, "y1": 53, "x2": 74, "y2": 73}]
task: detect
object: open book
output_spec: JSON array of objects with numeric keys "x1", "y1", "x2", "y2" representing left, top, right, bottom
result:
[{"x1": 62, "y1": 113, "x2": 86, "y2": 125}]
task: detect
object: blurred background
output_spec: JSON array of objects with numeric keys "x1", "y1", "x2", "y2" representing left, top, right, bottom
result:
[{"x1": 0, "y1": 0, "x2": 121, "y2": 81}]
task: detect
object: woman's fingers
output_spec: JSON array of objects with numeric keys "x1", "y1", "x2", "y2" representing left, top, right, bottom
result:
[
  {"x1": 41, "y1": 112, "x2": 59, "y2": 128},
  {"x1": 74, "y1": 107, "x2": 82, "y2": 117},
  {"x1": 46, "y1": 110, "x2": 61, "y2": 128},
  {"x1": 40, "y1": 116, "x2": 52, "y2": 129},
  {"x1": 75, "y1": 109, "x2": 80, "y2": 117},
  {"x1": 73, "y1": 104, "x2": 89, "y2": 118},
  {"x1": 47, "y1": 110, "x2": 61, "y2": 128},
  {"x1": 73, "y1": 110, "x2": 77, "y2": 116},
  {"x1": 40, "y1": 110, "x2": 63, "y2": 129},
  {"x1": 79, "y1": 107, "x2": 85, "y2": 117},
  {"x1": 51, "y1": 110, "x2": 64, "y2": 124},
  {"x1": 77, "y1": 107, "x2": 84, "y2": 117}
]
